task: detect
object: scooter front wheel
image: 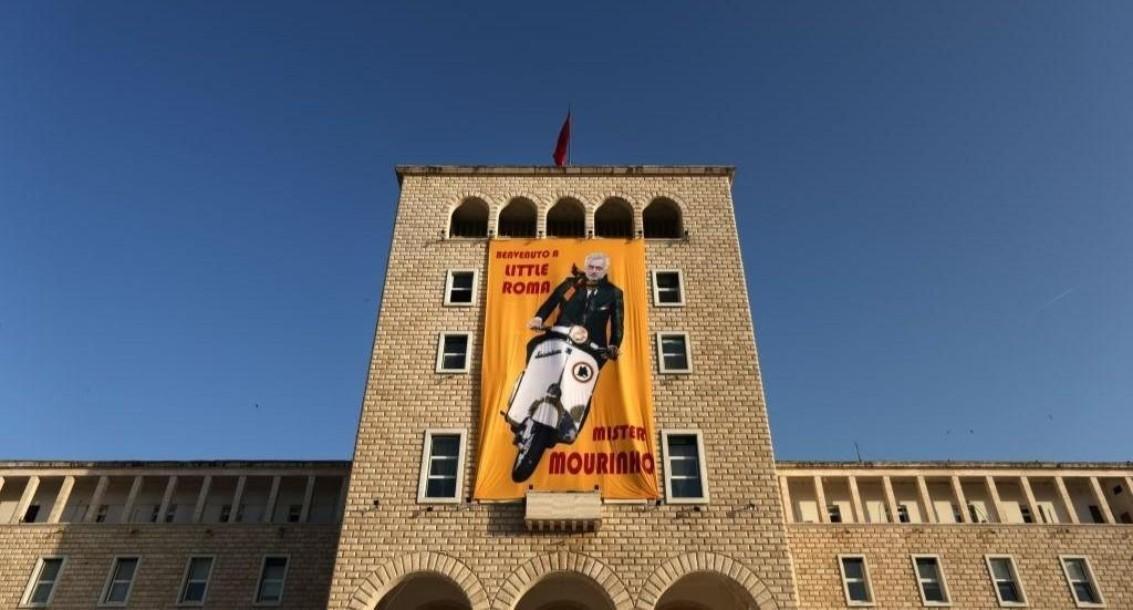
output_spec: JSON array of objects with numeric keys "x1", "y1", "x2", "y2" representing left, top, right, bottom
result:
[{"x1": 511, "y1": 420, "x2": 556, "y2": 483}]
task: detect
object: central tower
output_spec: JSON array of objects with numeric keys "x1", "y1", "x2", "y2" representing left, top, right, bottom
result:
[{"x1": 328, "y1": 166, "x2": 796, "y2": 610}]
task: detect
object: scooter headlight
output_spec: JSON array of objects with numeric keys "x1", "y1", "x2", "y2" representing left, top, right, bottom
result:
[{"x1": 568, "y1": 325, "x2": 589, "y2": 344}]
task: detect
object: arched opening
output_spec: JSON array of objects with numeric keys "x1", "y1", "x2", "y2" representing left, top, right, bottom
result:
[
  {"x1": 656, "y1": 572, "x2": 759, "y2": 610},
  {"x1": 377, "y1": 572, "x2": 471, "y2": 610},
  {"x1": 515, "y1": 572, "x2": 616, "y2": 610},
  {"x1": 449, "y1": 198, "x2": 489, "y2": 238},
  {"x1": 643, "y1": 198, "x2": 683, "y2": 239},
  {"x1": 546, "y1": 198, "x2": 585, "y2": 237},
  {"x1": 498, "y1": 198, "x2": 538, "y2": 238},
  {"x1": 594, "y1": 198, "x2": 633, "y2": 238}
]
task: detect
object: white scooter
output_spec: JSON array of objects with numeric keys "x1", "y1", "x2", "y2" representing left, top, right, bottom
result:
[{"x1": 504, "y1": 324, "x2": 609, "y2": 483}]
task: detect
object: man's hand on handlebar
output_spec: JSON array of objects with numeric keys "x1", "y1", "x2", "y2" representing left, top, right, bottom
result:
[
  {"x1": 606, "y1": 345, "x2": 619, "y2": 360},
  {"x1": 527, "y1": 316, "x2": 544, "y2": 330}
]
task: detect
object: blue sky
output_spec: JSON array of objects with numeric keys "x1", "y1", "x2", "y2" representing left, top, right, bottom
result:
[{"x1": 2, "y1": 1, "x2": 1131, "y2": 461}]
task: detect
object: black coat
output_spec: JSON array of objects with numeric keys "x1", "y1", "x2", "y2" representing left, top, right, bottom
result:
[{"x1": 535, "y1": 276, "x2": 625, "y2": 351}]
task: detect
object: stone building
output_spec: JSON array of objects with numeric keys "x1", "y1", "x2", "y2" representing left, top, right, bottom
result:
[{"x1": 1, "y1": 166, "x2": 1130, "y2": 609}]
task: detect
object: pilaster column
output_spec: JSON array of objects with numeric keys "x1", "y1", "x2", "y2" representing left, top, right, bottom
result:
[
  {"x1": 14, "y1": 476, "x2": 41, "y2": 524},
  {"x1": 1019, "y1": 476, "x2": 1041, "y2": 523},
  {"x1": 1054, "y1": 476, "x2": 1079, "y2": 524},
  {"x1": 192, "y1": 476, "x2": 212, "y2": 523},
  {"x1": 916, "y1": 476, "x2": 937, "y2": 523},
  {"x1": 157, "y1": 476, "x2": 178, "y2": 523},
  {"x1": 950, "y1": 476, "x2": 970, "y2": 523},
  {"x1": 83, "y1": 476, "x2": 109, "y2": 523},
  {"x1": 120, "y1": 476, "x2": 144, "y2": 524},
  {"x1": 263, "y1": 476, "x2": 282, "y2": 524},
  {"x1": 985, "y1": 476, "x2": 1006, "y2": 523},
  {"x1": 1087, "y1": 477, "x2": 1115, "y2": 524},
  {"x1": 334, "y1": 475, "x2": 350, "y2": 522},
  {"x1": 813, "y1": 476, "x2": 828, "y2": 523},
  {"x1": 228, "y1": 476, "x2": 247, "y2": 523},
  {"x1": 848, "y1": 475, "x2": 865, "y2": 524},
  {"x1": 298, "y1": 475, "x2": 316, "y2": 524},
  {"x1": 48, "y1": 476, "x2": 75, "y2": 524},
  {"x1": 882, "y1": 476, "x2": 899, "y2": 524}
]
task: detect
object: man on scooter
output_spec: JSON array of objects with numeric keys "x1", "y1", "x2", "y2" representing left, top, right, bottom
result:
[{"x1": 527, "y1": 251, "x2": 624, "y2": 363}]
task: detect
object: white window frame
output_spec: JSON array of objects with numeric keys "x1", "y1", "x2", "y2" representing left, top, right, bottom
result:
[
  {"x1": 984, "y1": 555, "x2": 1027, "y2": 608},
  {"x1": 435, "y1": 332, "x2": 473, "y2": 374},
  {"x1": 98, "y1": 556, "x2": 141, "y2": 607},
  {"x1": 655, "y1": 332, "x2": 692, "y2": 374},
  {"x1": 1059, "y1": 555, "x2": 1105, "y2": 608},
  {"x1": 177, "y1": 555, "x2": 216, "y2": 607},
  {"x1": 911, "y1": 554, "x2": 951, "y2": 607},
  {"x1": 661, "y1": 429, "x2": 710, "y2": 504},
  {"x1": 253, "y1": 555, "x2": 290, "y2": 606},
  {"x1": 443, "y1": 269, "x2": 478, "y2": 307},
  {"x1": 416, "y1": 429, "x2": 468, "y2": 504},
  {"x1": 837, "y1": 554, "x2": 875, "y2": 607},
  {"x1": 20, "y1": 556, "x2": 66, "y2": 608},
  {"x1": 651, "y1": 269, "x2": 685, "y2": 307}
]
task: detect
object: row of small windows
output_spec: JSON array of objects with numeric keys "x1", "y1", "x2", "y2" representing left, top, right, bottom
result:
[
  {"x1": 418, "y1": 430, "x2": 709, "y2": 503},
  {"x1": 436, "y1": 331, "x2": 692, "y2": 375},
  {"x1": 21, "y1": 554, "x2": 289, "y2": 607},
  {"x1": 838, "y1": 554, "x2": 1103, "y2": 608},
  {"x1": 443, "y1": 269, "x2": 685, "y2": 307},
  {"x1": 449, "y1": 197, "x2": 683, "y2": 239}
]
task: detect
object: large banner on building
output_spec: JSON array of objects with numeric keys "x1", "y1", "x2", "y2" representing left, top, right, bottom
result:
[{"x1": 473, "y1": 239, "x2": 659, "y2": 500}]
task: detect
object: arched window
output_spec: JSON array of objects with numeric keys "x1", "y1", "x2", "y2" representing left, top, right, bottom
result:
[
  {"x1": 448, "y1": 198, "x2": 488, "y2": 238},
  {"x1": 594, "y1": 198, "x2": 633, "y2": 238},
  {"x1": 546, "y1": 198, "x2": 585, "y2": 237},
  {"x1": 497, "y1": 198, "x2": 537, "y2": 238},
  {"x1": 643, "y1": 197, "x2": 683, "y2": 239}
]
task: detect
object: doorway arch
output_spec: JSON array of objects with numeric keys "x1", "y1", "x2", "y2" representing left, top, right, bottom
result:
[{"x1": 492, "y1": 552, "x2": 632, "y2": 610}]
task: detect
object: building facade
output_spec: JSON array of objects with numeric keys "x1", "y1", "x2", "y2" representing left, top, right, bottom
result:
[{"x1": 1, "y1": 166, "x2": 1130, "y2": 609}]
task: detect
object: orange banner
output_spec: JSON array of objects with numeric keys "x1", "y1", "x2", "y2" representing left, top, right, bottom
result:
[{"x1": 474, "y1": 239, "x2": 659, "y2": 500}]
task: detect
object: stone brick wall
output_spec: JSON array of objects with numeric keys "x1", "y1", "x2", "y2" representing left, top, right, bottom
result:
[
  {"x1": 789, "y1": 523, "x2": 1133, "y2": 609},
  {"x1": 327, "y1": 168, "x2": 798, "y2": 609},
  {"x1": 0, "y1": 524, "x2": 339, "y2": 609}
]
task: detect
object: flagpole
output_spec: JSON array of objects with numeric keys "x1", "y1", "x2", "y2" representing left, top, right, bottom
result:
[{"x1": 567, "y1": 104, "x2": 572, "y2": 166}]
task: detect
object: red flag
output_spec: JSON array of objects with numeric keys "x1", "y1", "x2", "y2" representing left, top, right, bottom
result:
[{"x1": 552, "y1": 112, "x2": 571, "y2": 166}]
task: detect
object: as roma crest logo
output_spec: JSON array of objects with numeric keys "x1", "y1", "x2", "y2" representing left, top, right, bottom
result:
[{"x1": 571, "y1": 361, "x2": 594, "y2": 383}]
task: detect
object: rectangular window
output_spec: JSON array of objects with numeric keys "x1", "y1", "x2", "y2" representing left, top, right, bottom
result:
[
  {"x1": 1037, "y1": 501, "x2": 1057, "y2": 524},
  {"x1": 912, "y1": 555, "x2": 950, "y2": 605},
  {"x1": 255, "y1": 556, "x2": 289, "y2": 605},
  {"x1": 1060, "y1": 556, "x2": 1103, "y2": 607},
  {"x1": 985, "y1": 556, "x2": 1026, "y2": 606},
  {"x1": 287, "y1": 504, "x2": 302, "y2": 523},
  {"x1": 444, "y1": 270, "x2": 477, "y2": 306},
  {"x1": 828, "y1": 504, "x2": 843, "y2": 523},
  {"x1": 179, "y1": 556, "x2": 214, "y2": 606},
  {"x1": 100, "y1": 557, "x2": 139, "y2": 606},
  {"x1": 838, "y1": 555, "x2": 873, "y2": 605},
  {"x1": 651, "y1": 270, "x2": 685, "y2": 306},
  {"x1": 897, "y1": 504, "x2": 911, "y2": 523},
  {"x1": 662, "y1": 430, "x2": 709, "y2": 503},
  {"x1": 656, "y1": 332, "x2": 692, "y2": 373},
  {"x1": 436, "y1": 332, "x2": 472, "y2": 373},
  {"x1": 21, "y1": 557, "x2": 65, "y2": 607},
  {"x1": 23, "y1": 504, "x2": 40, "y2": 523},
  {"x1": 1087, "y1": 505, "x2": 1104, "y2": 524},
  {"x1": 417, "y1": 429, "x2": 467, "y2": 503},
  {"x1": 95, "y1": 504, "x2": 109, "y2": 523}
]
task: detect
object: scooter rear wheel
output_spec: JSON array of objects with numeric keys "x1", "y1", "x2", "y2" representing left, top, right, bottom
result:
[{"x1": 511, "y1": 421, "x2": 556, "y2": 483}]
